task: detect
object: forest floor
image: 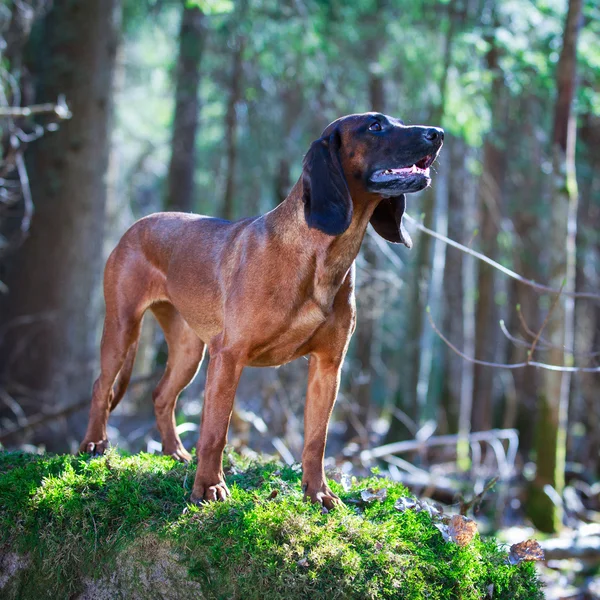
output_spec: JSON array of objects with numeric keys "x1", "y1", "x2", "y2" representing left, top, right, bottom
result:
[{"x1": 0, "y1": 448, "x2": 543, "y2": 600}]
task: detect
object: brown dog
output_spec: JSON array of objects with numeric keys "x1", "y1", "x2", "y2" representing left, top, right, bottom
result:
[{"x1": 80, "y1": 112, "x2": 443, "y2": 508}]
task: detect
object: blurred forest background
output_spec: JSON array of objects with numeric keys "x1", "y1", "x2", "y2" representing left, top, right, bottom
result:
[{"x1": 0, "y1": 0, "x2": 599, "y2": 592}]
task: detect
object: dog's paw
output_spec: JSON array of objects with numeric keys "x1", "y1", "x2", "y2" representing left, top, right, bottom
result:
[
  {"x1": 302, "y1": 481, "x2": 343, "y2": 511},
  {"x1": 79, "y1": 439, "x2": 109, "y2": 456},
  {"x1": 163, "y1": 443, "x2": 192, "y2": 464},
  {"x1": 190, "y1": 479, "x2": 230, "y2": 504}
]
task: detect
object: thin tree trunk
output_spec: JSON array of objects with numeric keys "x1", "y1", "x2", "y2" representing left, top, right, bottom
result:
[
  {"x1": 440, "y1": 138, "x2": 466, "y2": 432},
  {"x1": 0, "y1": 0, "x2": 121, "y2": 449},
  {"x1": 221, "y1": 0, "x2": 247, "y2": 221},
  {"x1": 507, "y1": 94, "x2": 544, "y2": 460},
  {"x1": 471, "y1": 27, "x2": 507, "y2": 432},
  {"x1": 274, "y1": 83, "x2": 303, "y2": 207},
  {"x1": 166, "y1": 3, "x2": 205, "y2": 213},
  {"x1": 578, "y1": 113, "x2": 600, "y2": 479},
  {"x1": 458, "y1": 147, "x2": 478, "y2": 469},
  {"x1": 346, "y1": 30, "x2": 385, "y2": 443},
  {"x1": 387, "y1": 0, "x2": 455, "y2": 440},
  {"x1": 529, "y1": 0, "x2": 582, "y2": 533}
]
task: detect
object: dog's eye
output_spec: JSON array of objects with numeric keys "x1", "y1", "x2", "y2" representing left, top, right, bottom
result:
[{"x1": 369, "y1": 122, "x2": 382, "y2": 132}]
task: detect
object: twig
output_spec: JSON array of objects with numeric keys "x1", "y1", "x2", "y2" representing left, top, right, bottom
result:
[
  {"x1": 459, "y1": 476, "x2": 499, "y2": 516},
  {"x1": 404, "y1": 213, "x2": 600, "y2": 301},
  {"x1": 426, "y1": 308, "x2": 600, "y2": 373},
  {"x1": 13, "y1": 136, "x2": 33, "y2": 233},
  {"x1": 517, "y1": 306, "x2": 538, "y2": 339},
  {"x1": 0, "y1": 97, "x2": 71, "y2": 119},
  {"x1": 0, "y1": 371, "x2": 162, "y2": 442},
  {"x1": 499, "y1": 320, "x2": 534, "y2": 349},
  {"x1": 361, "y1": 428, "x2": 519, "y2": 461},
  {"x1": 500, "y1": 319, "x2": 600, "y2": 359},
  {"x1": 527, "y1": 282, "x2": 564, "y2": 363}
]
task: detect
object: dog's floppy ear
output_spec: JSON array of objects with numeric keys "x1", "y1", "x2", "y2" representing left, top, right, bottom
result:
[
  {"x1": 369, "y1": 195, "x2": 412, "y2": 248},
  {"x1": 302, "y1": 128, "x2": 353, "y2": 236}
]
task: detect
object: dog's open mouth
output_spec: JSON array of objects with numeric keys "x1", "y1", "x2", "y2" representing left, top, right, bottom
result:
[{"x1": 370, "y1": 153, "x2": 436, "y2": 182}]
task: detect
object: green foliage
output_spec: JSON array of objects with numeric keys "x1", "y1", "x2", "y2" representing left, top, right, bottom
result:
[
  {"x1": 187, "y1": 0, "x2": 234, "y2": 14},
  {"x1": 0, "y1": 450, "x2": 543, "y2": 599}
]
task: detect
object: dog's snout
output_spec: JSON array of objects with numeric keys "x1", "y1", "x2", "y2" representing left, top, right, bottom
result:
[{"x1": 424, "y1": 127, "x2": 444, "y2": 143}]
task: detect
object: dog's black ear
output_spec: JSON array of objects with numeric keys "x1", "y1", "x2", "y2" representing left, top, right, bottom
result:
[
  {"x1": 369, "y1": 195, "x2": 412, "y2": 248},
  {"x1": 302, "y1": 129, "x2": 352, "y2": 236}
]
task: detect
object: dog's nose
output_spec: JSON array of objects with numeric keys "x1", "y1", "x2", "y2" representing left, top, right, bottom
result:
[{"x1": 424, "y1": 127, "x2": 444, "y2": 143}]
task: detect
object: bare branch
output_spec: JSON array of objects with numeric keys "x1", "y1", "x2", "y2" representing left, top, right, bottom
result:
[
  {"x1": 527, "y1": 282, "x2": 564, "y2": 363},
  {"x1": 0, "y1": 96, "x2": 71, "y2": 119},
  {"x1": 426, "y1": 308, "x2": 600, "y2": 373},
  {"x1": 13, "y1": 136, "x2": 33, "y2": 233},
  {"x1": 499, "y1": 319, "x2": 600, "y2": 360},
  {"x1": 404, "y1": 213, "x2": 600, "y2": 301}
]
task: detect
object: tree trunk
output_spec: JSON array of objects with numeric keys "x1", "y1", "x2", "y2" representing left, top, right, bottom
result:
[
  {"x1": 440, "y1": 137, "x2": 466, "y2": 432},
  {"x1": 387, "y1": 1, "x2": 455, "y2": 440},
  {"x1": 577, "y1": 113, "x2": 600, "y2": 479},
  {"x1": 273, "y1": 83, "x2": 303, "y2": 207},
  {"x1": 0, "y1": 0, "x2": 121, "y2": 449},
  {"x1": 165, "y1": 2, "x2": 205, "y2": 213},
  {"x1": 529, "y1": 0, "x2": 582, "y2": 533},
  {"x1": 345, "y1": 18, "x2": 385, "y2": 443},
  {"x1": 221, "y1": 0, "x2": 247, "y2": 221},
  {"x1": 507, "y1": 94, "x2": 544, "y2": 461},
  {"x1": 471, "y1": 32, "x2": 507, "y2": 432}
]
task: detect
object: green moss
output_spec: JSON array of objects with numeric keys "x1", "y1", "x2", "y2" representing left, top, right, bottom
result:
[{"x1": 0, "y1": 449, "x2": 543, "y2": 599}]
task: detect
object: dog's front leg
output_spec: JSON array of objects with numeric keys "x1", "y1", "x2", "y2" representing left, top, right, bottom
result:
[
  {"x1": 301, "y1": 352, "x2": 344, "y2": 510},
  {"x1": 190, "y1": 346, "x2": 243, "y2": 503}
]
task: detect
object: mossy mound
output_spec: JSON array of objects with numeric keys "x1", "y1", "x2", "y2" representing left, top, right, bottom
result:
[{"x1": 0, "y1": 449, "x2": 542, "y2": 599}]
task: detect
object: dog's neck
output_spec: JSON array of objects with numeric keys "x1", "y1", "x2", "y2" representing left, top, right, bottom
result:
[{"x1": 267, "y1": 179, "x2": 379, "y2": 307}]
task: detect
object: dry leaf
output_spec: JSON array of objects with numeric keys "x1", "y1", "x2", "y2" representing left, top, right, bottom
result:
[
  {"x1": 447, "y1": 514, "x2": 478, "y2": 547},
  {"x1": 508, "y1": 540, "x2": 545, "y2": 565},
  {"x1": 394, "y1": 497, "x2": 443, "y2": 520},
  {"x1": 360, "y1": 488, "x2": 388, "y2": 503},
  {"x1": 435, "y1": 522, "x2": 451, "y2": 542},
  {"x1": 268, "y1": 489, "x2": 278, "y2": 500},
  {"x1": 327, "y1": 468, "x2": 353, "y2": 492},
  {"x1": 395, "y1": 497, "x2": 417, "y2": 512}
]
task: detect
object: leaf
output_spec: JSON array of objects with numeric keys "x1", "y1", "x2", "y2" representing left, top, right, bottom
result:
[
  {"x1": 508, "y1": 540, "x2": 545, "y2": 565},
  {"x1": 447, "y1": 515, "x2": 478, "y2": 547},
  {"x1": 394, "y1": 497, "x2": 418, "y2": 512},
  {"x1": 297, "y1": 557, "x2": 309, "y2": 568},
  {"x1": 360, "y1": 488, "x2": 388, "y2": 503},
  {"x1": 394, "y1": 497, "x2": 443, "y2": 520},
  {"x1": 326, "y1": 468, "x2": 353, "y2": 492}
]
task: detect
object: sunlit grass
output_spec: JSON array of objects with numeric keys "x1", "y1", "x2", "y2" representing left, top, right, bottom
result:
[{"x1": 0, "y1": 449, "x2": 543, "y2": 599}]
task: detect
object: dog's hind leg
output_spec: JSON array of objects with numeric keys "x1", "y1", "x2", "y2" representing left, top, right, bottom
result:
[
  {"x1": 150, "y1": 302, "x2": 206, "y2": 463},
  {"x1": 79, "y1": 252, "x2": 149, "y2": 456}
]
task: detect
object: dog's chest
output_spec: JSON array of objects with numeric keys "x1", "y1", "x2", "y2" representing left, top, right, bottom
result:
[{"x1": 245, "y1": 300, "x2": 329, "y2": 367}]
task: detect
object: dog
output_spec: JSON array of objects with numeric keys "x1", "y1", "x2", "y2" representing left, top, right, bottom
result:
[{"x1": 80, "y1": 112, "x2": 443, "y2": 508}]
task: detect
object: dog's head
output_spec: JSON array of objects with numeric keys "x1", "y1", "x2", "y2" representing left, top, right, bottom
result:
[{"x1": 302, "y1": 112, "x2": 443, "y2": 247}]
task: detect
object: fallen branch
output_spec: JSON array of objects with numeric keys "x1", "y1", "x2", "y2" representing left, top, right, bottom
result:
[
  {"x1": 360, "y1": 428, "x2": 519, "y2": 461},
  {"x1": 541, "y1": 535, "x2": 600, "y2": 561}
]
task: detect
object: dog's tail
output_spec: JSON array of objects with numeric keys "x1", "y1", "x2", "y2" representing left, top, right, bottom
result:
[{"x1": 110, "y1": 336, "x2": 140, "y2": 412}]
